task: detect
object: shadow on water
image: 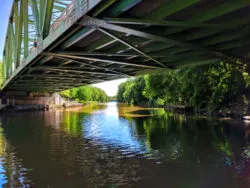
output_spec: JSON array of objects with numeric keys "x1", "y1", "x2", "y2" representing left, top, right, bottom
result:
[{"x1": 0, "y1": 102, "x2": 249, "y2": 187}]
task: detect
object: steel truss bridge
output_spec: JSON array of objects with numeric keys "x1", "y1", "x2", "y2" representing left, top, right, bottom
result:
[{"x1": 2, "y1": 0, "x2": 250, "y2": 92}]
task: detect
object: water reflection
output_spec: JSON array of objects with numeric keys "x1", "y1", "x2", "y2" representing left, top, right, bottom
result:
[
  {"x1": 0, "y1": 102, "x2": 248, "y2": 187},
  {"x1": 0, "y1": 121, "x2": 34, "y2": 187}
]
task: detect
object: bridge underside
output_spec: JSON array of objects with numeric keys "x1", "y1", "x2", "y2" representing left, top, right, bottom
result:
[{"x1": 3, "y1": 0, "x2": 250, "y2": 92}]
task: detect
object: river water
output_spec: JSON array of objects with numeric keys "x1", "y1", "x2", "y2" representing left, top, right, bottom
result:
[{"x1": 0, "y1": 102, "x2": 249, "y2": 187}]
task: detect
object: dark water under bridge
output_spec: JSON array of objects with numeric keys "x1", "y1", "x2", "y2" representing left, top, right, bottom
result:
[{"x1": 2, "y1": 0, "x2": 250, "y2": 92}]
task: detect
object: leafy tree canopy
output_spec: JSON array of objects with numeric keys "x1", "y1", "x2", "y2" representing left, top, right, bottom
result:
[
  {"x1": 60, "y1": 85, "x2": 108, "y2": 103},
  {"x1": 117, "y1": 61, "x2": 250, "y2": 112}
]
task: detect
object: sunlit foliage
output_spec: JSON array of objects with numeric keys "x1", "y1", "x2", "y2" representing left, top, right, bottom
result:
[
  {"x1": 117, "y1": 61, "x2": 250, "y2": 112},
  {"x1": 60, "y1": 85, "x2": 108, "y2": 103},
  {"x1": 117, "y1": 77, "x2": 147, "y2": 105}
]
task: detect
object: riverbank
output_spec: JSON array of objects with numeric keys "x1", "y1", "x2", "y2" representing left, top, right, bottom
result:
[
  {"x1": 1, "y1": 103, "x2": 84, "y2": 112},
  {"x1": 132, "y1": 90, "x2": 250, "y2": 121},
  {"x1": 2, "y1": 91, "x2": 250, "y2": 121},
  {"x1": 164, "y1": 90, "x2": 250, "y2": 120},
  {"x1": 0, "y1": 100, "x2": 106, "y2": 113},
  {"x1": 216, "y1": 91, "x2": 250, "y2": 120},
  {"x1": 0, "y1": 93, "x2": 84, "y2": 112}
]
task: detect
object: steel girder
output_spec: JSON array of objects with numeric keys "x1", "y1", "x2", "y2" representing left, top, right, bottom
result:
[
  {"x1": 3, "y1": 0, "x2": 250, "y2": 92},
  {"x1": 2, "y1": 0, "x2": 72, "y2": 82}
]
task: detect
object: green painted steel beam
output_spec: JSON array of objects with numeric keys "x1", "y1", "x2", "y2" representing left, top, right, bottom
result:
[
  {"x1": 16, "y1": 80, "x2": 85, "y2": 84},
  {"x1": 15, "y1": 78, "x2": 88, "y2": 83},
  {"x1": 16, "y1": 81, "x2": 92, "y2": 86},
  {"x1": 103, "y1": 17, "x2": 249, "y2": 56},
  {"x1": 8, "y1": 87, "x2": 53, "y2": 92},
  {"x1": 159, "y1": 52, "x2": 207, "y2": 64},
  {"x1": 19, "y1": 73, "x2": 97, "y2": 80},
  {"x1": 201, "y1": 31, "x2": 248, "y2": 46},
  {"x1": 11, "y1": 86, "x2": 86, "y2": 91},
  {"x1": 84, "y1": 36, "x2": 116, "y2": 51},
  {"x1": 23, "y1": 0, "x2": 29, "y2": 58},
  {"x1": 2, "y1": 55, "x2": 6, "y2": 80},
  {"x1": 5, "y1": 38, "x2": 9, "y2": 79},
  {"x1": 14, "y1": 0, "x2": 18, "y2": 37},
  {"x1": 162, "y1": 56, "x2": 220, "y2": 66},
  {"x1": 2, "y1": 1, "x2": 15, "y2": 79},
  {"x1": 62, "y1": 27, "x2": 96, "y2": 49},
  {"x1": 185, "y1": 14, "x2": 250, "y2": 40},
  {"x1": 15, "y1": 0, "x2": 24, "y2": 68},
  {"x1": 30, "y1": 0, "x2": 40, "y2": 36},
  {"x1": 13, "y1": 0, "x2": 19, "y2": 69},
  {"x1": 191, "y1": 0, "x2": 250, "y2": 22},
  {"x1": 44, "y1": 52, "x2": 162, "y2": 69},
  {"x1": 7, "y1": 33, "x2": 13, "y2": 78},
  {"x1": 16, "y1": 80, "x2": 87, "y2": 84},
  {"x1": 10, "y1": 84, "x2": 85, "y2": 89},
  {"x1": 100, "y1": 36, "x2": 147, "y2": 53},
  {"x1": 24, "y1": 74, "x2": 96, "y2": 80},
  {"x1": 29, "y1": 72, "x2": 103, "y2": 80},
  {"x1": 98, "y1": 28, "x2": 166, "y2": 68},
  {"x1": 9, "y1": 23, "x2": 16, "y2": 62},
  {"x1": 9, "y1": 26, "x2": 14, "y2": 76},
  {"x1": 104, "y1": 17, "x2": 237, "y2": 29},
  {"x1": 58, "y1": 60, "x2": 73, "y2": 67},
  {"x1": 37, "y1": 56, "x2": 53, "y2": 66},
  {"x1": 3, "y1": 0, "x2": 250, "y2": 92},
  {"x1": 28, "y1": 19, "x2": 35, "y2": 24},
  {"x1": 39, "y1": 0, "x2": 45, "y2": 33},
  {"x1": 92, "y1": 0, "x2": 118, "y2": 17},
  {"x1": 53, "y1": 5, "x2": 65, "y2": 11},
  {"x1": 7, "y1": 41, "x2": 11, "y2": 78},
  {"x1": 213, "y1": 38, "x2": 250, "y2": 51},
  {"x1": 176, "y1": 59, "x2": 221, "y2": 68},
  {"x1": 162, "y1": 54, "x2": 218, "y2": 64},
  {"x1": 23, "y1": 75, "x2": 98, "y2": 81},
  {"x1": 145, "y1": 0, "x2": 199, "y2": 20},
  {"x1": 109, "y1": 0, "x2": 142, "y2": 17},
  {"x1": 43, "y1": 0, "x2": 54, "y2": 38},
  {"x1": 186, "y1": 29, "x2": 222, "y2": 41},
  {"x1": 164, "y1": 0, "x2": 250, "y2": 35},
  {"x1": 57, "y1": 51, "x2": 168, "y2": 57},
  {"x1": 81, "y1": 17, "x2": 232, "y2": 60},
  {"x1": 3, "y1": 42, "x2": 7, "y2": 80},
  {"x1": 32, "y1": 66, "x2": 131, "y2": 76},
  {"x1": 12, "y1": 84, "x2": 85, "y2": 89},
  {"x1": 143, "y1": 43, "x2": 172, "y2": 53},
  {"x1": 61, "y1": 0, "x2": 142, "y2": 50},
  {"x1": 51, "y1": 54, "x2": 130, "y2": 76},
  {"x1": 32, "y1": 67, "x2": 126, "y2": 77}
]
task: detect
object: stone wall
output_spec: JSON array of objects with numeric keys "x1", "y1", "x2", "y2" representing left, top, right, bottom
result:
[{"x1": 1, "y1": 92, "x2": 83, "y2": 111}]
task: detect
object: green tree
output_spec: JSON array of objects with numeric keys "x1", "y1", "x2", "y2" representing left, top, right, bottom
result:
[
  {"x1": 117, "y1": 61, "x2": 250, "y2": 112},
  {"x1": 60, "y1": 86, "x2": 108, "y2": 103}
]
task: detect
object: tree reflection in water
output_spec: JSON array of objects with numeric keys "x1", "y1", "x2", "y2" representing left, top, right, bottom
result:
[{"x1": 0, "y1": 103, "x2": 248, "y2": 187}]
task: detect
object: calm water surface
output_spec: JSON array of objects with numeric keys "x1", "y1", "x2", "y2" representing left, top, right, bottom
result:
[{"x1": 0, "y1": 102, "x2": 249, "y2": 187}]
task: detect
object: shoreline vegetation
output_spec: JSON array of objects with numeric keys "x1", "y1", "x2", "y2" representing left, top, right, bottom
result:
[
  {"x1": 0, "y1": 86, "x2": 108, "y2": 112},
  {"x1": 2, "y1": 60, "x2": 250, "y2": 120},
  {"x1": 59, "y1": 85, "x2": 108, "y2": 103},
  {"x1": 116, "y1": 61, "x2": 250, "y2": 120}
]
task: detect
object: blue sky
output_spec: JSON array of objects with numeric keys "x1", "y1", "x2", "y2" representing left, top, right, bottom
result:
[
  {"x1": 0, "y1": 1, "x2": 12, "y2": 56},
  {"x1": 0, "y1": 1, "x2": 126, "y2": 96}
]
